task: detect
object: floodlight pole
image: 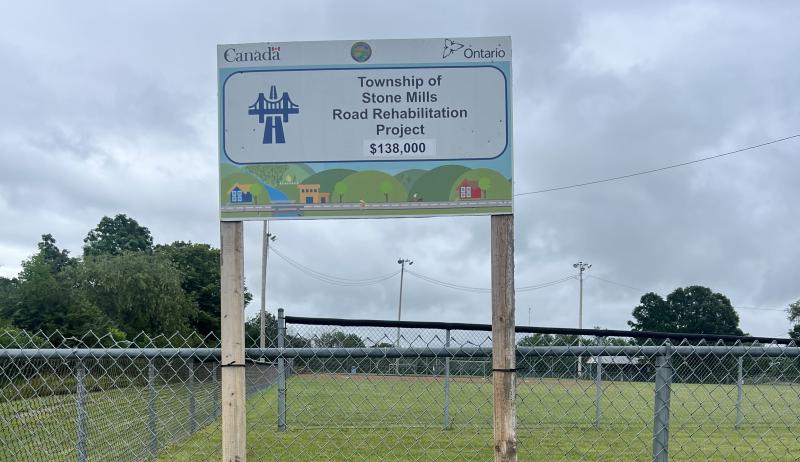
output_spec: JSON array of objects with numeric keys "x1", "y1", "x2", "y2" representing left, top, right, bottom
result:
[
  {"x1": 396, "y1": 258, "x2": 412, "y2": 375},
  {"x1": 260, "y1": 222, "x2": 276, "y2": 351},
  {"x1": 573, "y1": 261, "x2": 591, "y2": 378}
]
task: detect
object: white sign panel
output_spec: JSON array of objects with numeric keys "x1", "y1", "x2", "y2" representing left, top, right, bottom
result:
[
  {"x1": 222, "y1": 66, "x2": 508, "y2": 163},
  {"x1": 218, "y1": 37, "x2": 512, "y2": 220}
]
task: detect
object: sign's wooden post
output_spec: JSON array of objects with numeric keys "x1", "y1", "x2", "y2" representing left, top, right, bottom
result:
[
  {"x1": 221, "y1": 221, "x2": 246, "y2": 461},
  {"x1": 491, "y1": 214, "x2": 517, "y2": 461}
]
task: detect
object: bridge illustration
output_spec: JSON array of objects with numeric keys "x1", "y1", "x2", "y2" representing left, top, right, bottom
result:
[{"x1": 248, "y1": 85, "x2": 299, "y2": 144}]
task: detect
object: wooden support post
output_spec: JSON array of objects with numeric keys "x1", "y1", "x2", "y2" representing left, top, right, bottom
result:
[
  {"x1": 491, "y1": 214, "x2": 517, "y2": 462},
  {"x1": 221, "y1": 221, "x2": 246, "y2": 462}
]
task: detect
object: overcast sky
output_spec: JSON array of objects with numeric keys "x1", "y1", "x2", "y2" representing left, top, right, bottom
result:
[{"x1": 1, "y1": 1, "x2": 798, "y2": 337}]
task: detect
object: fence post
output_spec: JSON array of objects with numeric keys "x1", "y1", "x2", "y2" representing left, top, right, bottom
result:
[
  {"x1": 213, "y1": 362, "x2": 221, "y2": 420},
  {"x1": 735, "y1": 356, "x2": 743, "y2": 429},
  {"x1": 444, "y1": 328, "x2": 451, "y2": 430},
  {"x1": 220, "y1": 220, "x2": 246, "y2": 461},
  {"x1": 277, "y1": 308, "x2": 287, "y2": 432},
  {"x1": 188, "y1": 358, "x2": 197, "y2": 434},
  {"x1": 594, "y1": 356, "x2": 602, "y2": 428},
  {"x1": 148, "y1": 359, "x2": 158, "y2": 459},
  {"x1": 491, "y1": 214, "x2": 517, "y2": 461},
  {"x1": 652, "y1": 343, "x2": 673, "y2": 462},
  {"x1": 76, "y1": 359, "x2": 88, "y2": 462}
]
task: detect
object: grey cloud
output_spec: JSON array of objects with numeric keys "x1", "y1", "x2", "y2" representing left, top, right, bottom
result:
[{"x1": 0, "y1": 1, "x2": 798, "y2": 339}]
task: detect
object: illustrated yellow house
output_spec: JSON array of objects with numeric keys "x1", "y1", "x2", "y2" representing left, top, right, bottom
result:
[{"x1": 297, "y1": 184, "x2": 330, "y2": 204}]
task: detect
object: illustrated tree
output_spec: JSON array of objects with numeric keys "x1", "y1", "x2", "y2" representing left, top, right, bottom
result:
[
  {"x1": 83, "y1": 214, "x2": 154, "y2": 257},
  {"x1": 628, "y1": 285, "x2": 744, "y2": 336},
  {"x1": 379, "y1": 181, "x2": 393, "y2": 202},
  {"x1": 789, "y1": 300, "x2": 800, "y2": 340},
  {"x1": 334, "y1": 181, "x2": 348, "y2": 203},
  {"x1": 478, "y1": 177, "x2": 492, "y2": 199}
]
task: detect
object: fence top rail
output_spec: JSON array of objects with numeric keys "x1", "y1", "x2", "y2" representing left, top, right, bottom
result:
[
  {"x1": 0, "y1": 348, "x2": 221, "y2": 360},
  {"x1": 285, "y1": 315, "x2": 797, "y2": 345},
  {"x1": 1, "y1": 344, "x2": 798, "y2": 360}
]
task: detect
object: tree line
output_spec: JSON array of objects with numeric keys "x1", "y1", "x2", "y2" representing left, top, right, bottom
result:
[
  {"x1": 0, "y1": 214, "x2": 249, "y2": 344},
  {"x1": 1, "y1": 214, "x2": 798, "y2": 344}
]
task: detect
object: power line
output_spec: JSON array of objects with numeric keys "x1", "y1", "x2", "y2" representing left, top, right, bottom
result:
[
  {"x1": 514, "y1": 133, "x2": 800, "y2": 197},
  {"x1": 588, "y1": 275, "x2": 788, "y2": 313},
  {"x1": 269, "y1": 247, "x2": 790, "y2": 312},
  {"x1": 405, "y1": 269, "x2": 490, "y2": 293},
  {"x1": 270, "y1": 246, "x2": 400, "y2": 286},
  {"x1": 736, "y1": 306, "x2": 787, "y2": 312},
  {"x1": 588, "y1": 275, "x2": 644, "y2": 292},
  {"x1": 519, "y1": 275, "x2": 577, "y2": 292},
  {"x1": 405, "y1": 269, "x2": 576, "y2": 294}
]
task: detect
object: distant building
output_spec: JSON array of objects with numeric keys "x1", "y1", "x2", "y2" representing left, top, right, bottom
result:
[
  {"x1": 229, "y1": 183, "x2": 253, "y2": 203},
  {"x1": 297, "y1": 183, "x2": 331, "y2": 204},
  {"x1": 458, "y1": 179, "x2": 482, "y2": 200}
]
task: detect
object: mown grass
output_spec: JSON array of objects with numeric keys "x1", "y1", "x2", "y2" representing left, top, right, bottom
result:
[
  {"x1": 157, "y1": 374, "x2": 800, "y2": 461},
  {"x1": 1, "y1": 381, "x2": 219, "y2": 462}
]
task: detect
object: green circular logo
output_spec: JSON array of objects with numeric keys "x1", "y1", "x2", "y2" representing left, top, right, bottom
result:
[{"x1": 351, "y1": 41, "x2": 372, "y2": 63}]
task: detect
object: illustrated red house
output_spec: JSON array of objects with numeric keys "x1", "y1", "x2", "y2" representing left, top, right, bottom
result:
[{"x1": 457, "y1": 179, "x2": 482, "y2": 200}]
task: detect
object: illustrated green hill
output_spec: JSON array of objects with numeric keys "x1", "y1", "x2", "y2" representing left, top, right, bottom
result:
[
  {"x1": 408, "y1": 165, "x2": 469, "y2": 201},
  {"x1": 220, "y1": 171, "x2": 270, "y2": 205},
  {"x1": 394, "y1": 169, "x2": 426, "y2": 191},
  {"x1": 302, "y1": 169, "x2": 357, "y2": 195},
  {"x1": 339, "y1": 171, "x2": 407, "y2": 203},
  {"x1": 245, "y1": 164, "x2": 314, "y2": 186},
  {"x1": 220, "y1": 163, "x2": 242, "y2": 178},
  {"x1": 448, "y1": 168, "x2": 511, "y2": 201}
]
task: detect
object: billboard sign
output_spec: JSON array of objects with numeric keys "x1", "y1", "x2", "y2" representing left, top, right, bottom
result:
[{"x1": 218, "y1": 37, "x2": 512, "y2": 220}]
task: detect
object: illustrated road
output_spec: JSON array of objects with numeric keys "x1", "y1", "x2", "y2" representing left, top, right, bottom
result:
[{"x1": 222, "y1": 200, "x2": 512, "y2": 213}]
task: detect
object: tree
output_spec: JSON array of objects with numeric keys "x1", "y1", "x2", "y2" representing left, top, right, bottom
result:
[
  {"x1": 0, "y1": 276, "x2": 17, "y2": 325},
  {"x1": 156, "y1": 242, "x2": 222, "y2": 336},
  {"x1": 517, "y1": 333, "x2": 580, "y2": 346},
  {"x1": 628, "y1": 286, "x2": 744, "y2": 336},
  {"x1": 315, "y1": 331, "x2": 365, "y2": 348},
  {"x1": 379, "y1": 181, "x2": 392, "y2": 202},
  {"x1": 76, "y1": 252, "x2": 196, "y2": 337},
  {"x1": 8, "y1": 253, "x2": 110, "y2": 336},
  {"x1": 334, "y1": 181, "x2": 348, "y2": 203},
  {"x1": 244, "y1": 311, "x2": 277, "y2": 347},
  {"x1": 83, "y1": 214, "x2": 153, "y2": 257},
  {"x1": 37, "y1": 234, "x2": 75, "y2": 273},
  {"x1": 478, "y1": 177, "x2": 492, "y2": 199},
  {"x1": 789, "y1": 300, "x2": 800, "y2": 340}
]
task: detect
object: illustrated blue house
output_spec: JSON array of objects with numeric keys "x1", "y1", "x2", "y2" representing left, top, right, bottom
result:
[{"x1": 229, "y1": 184, "x2": 254, "y2": 203}]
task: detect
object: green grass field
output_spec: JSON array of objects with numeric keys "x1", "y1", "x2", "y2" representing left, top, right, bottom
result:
[
  {"x1": 155, "y1": 374, "x2": 800, "y2": 461},
  {"x1": 1, "y1": 381, "x2": 219, "y2": 461}
]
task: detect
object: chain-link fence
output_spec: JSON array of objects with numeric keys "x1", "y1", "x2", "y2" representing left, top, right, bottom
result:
[{"x1": 2, "y1": 314, "x2": 799, "y2": 461}]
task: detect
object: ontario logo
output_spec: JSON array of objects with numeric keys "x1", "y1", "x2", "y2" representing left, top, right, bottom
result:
[
  {"x1": 351, "y1": 41, "x2": 372, "y2": 63},
  {"x1": 442, "y1": 39, "x2": 464, "y2": 58},
  {"x1": 442, "y1": 38, "x2": 506, "y2": 59},
  {"x1": 248, "y1": 85, "x2": 299, "y2": 144}
]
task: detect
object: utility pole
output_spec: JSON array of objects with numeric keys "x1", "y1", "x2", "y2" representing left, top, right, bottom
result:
[
  {"x1": 396, "y1": 258, "x2": 413, "y2": 375},
  {"x1": 260, "y1": 222, "x2": 276, "y2": 351},
  {"x1": 573, "y1": 261, "x2": 591, "y2": 378},
  {"x1": 528, "y1": 306, "x2": 532, "y2": 327}
]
